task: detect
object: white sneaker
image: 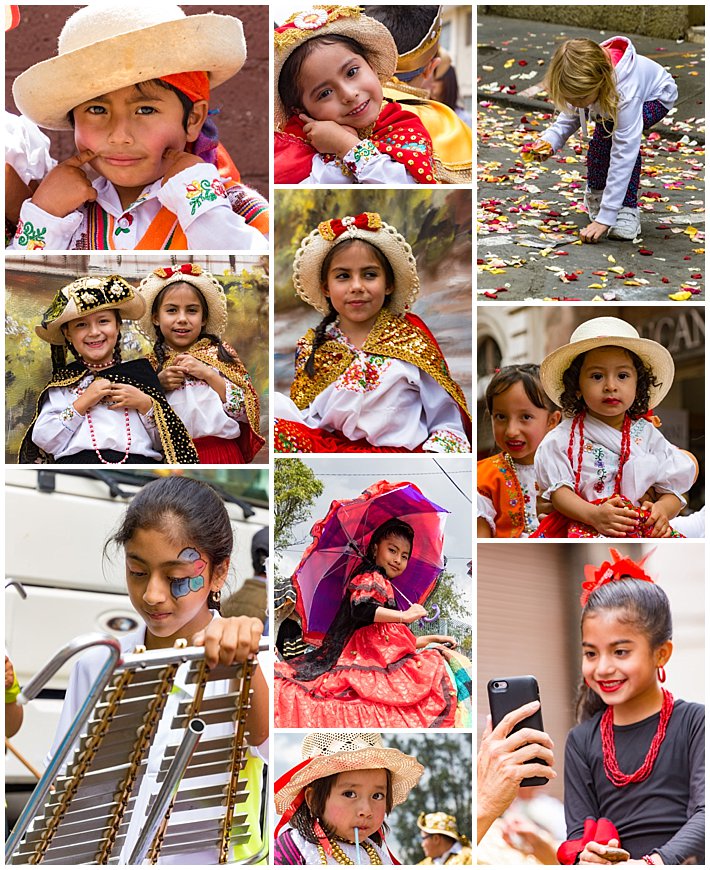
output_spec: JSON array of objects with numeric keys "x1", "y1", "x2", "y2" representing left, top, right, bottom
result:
[
  {"x1": 608, "y1": 207, "x2": 641, "y2": 240},
  {"x1": 584, "y1": 189, "x2": 604, "y2": 220}
]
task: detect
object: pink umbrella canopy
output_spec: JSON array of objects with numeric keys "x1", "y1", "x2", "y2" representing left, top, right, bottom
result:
[{"x1": 292, "y1": 480, "x2": 449, "y2": 644}]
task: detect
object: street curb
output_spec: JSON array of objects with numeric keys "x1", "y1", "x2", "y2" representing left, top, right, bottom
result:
[{"x1": 477, "y1": 91, "x2": 706, "y2": 145}]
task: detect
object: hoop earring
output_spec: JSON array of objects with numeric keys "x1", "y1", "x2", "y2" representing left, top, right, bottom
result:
[
  {"x1": 212, "y1": 589, "x2": 221, "y2": 604},
  {"x1": 657, "y1": 666, "x2": 666, "y2": 683}
]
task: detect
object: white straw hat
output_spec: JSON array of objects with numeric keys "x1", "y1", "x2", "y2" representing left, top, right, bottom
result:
[
  {"x1": 293, "y1": 212, "x2": 419, "y2": 316},
  {"x1": 273, "y1": 5, "x2": 397, "y2": 131},
  {"x1": 539, "y1": 316, "x2": 674, "y2": 408},
  {"x1": 137, "y1": 263, "x2": 228, "y2": 340},
  {"x1": 274, "y1": 731, "x2": 423, "y2": 813},
  {"x1": 13, "y1": 3, "x2": 246, "y2": 130}
]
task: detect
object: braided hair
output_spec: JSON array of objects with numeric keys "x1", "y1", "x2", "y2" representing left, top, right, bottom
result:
[{"x1": 304, "y1": 239, "x2": 395, "y2": 378}]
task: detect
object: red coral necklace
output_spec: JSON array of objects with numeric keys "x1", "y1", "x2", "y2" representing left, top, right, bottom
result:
[{"x1": 600, "y1": 688, "x2": 674, "y2": 787}]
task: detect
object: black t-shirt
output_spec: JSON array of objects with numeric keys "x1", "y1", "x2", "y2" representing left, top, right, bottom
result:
[{"x1": 563, "y1": 699, "x2": 705, "y2": 863}]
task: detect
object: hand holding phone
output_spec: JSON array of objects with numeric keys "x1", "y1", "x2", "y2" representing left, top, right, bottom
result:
[{"x1": 487, "y1": 676, "x2": 550, "y2": 787}]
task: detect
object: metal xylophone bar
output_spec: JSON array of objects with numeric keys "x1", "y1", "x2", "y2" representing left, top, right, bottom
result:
[{"x1": 8, "y1": 638, "x2": 268, "y2": 865}]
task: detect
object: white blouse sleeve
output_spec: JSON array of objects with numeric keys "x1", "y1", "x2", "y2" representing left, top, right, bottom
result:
[
  {"x1": 477, "y1": 492, "x2": 497, "y2": 534},
  {"x1": 305, "y1": 143, "x2": 417, "y2": 185},
  {"x1": 5, "y1": 112, "x2": 56, "y2": 184},
  {"x1": 534, "y1": 426, "x2": 576, "y2": 500},
  {"x1": 157, "y1": 164, "x2": 268, "y2": 252},
  {"x1": 10, "y1": 199, "x2": 83, "y2": 251},
  {"x1": 647, "y1": 428, "x2": 697, "y2": 506},
  {"x1": 31, "y1": 388, "x2": 85, "y2": 457},
  {"x1": 418, "y1": 372, "x2": 470, "y2": 453}
]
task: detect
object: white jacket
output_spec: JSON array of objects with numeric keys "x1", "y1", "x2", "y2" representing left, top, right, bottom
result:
[{"x1": 541, "y1": 36, "x2": 678, "y2": 225}]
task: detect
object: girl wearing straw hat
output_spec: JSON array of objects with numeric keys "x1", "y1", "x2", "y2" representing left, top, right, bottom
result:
[
  {"x1": 531, "y1": 317, "x2": 696, "y2": 538},
  {"x1": 10, "y1": 3, "x2": 268, "y2": 251},
  {"x1": 273, "y1": 212, "x2": 471, "y2": 453},
  {"x1": 273, "y1": 6, "x2": 437, "y2": 185},
  {"x1": 138, "y1": 264, "x2": 264, "y2": 464},
  {"x1": 19, "y1": 275, "x2": 198, "y2": 465},
  {"x1": 274, "y1": 731, "x2": 424, "y2": 865}
]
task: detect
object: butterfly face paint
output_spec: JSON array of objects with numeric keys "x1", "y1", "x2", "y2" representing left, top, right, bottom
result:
[{"x1": 170, "y1": 547, "x2": 207, "y2": 598}]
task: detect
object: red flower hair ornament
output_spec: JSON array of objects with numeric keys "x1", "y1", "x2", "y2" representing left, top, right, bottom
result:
[{"x1": 580, "y1": 547, "x2": 656, "y2": 606}]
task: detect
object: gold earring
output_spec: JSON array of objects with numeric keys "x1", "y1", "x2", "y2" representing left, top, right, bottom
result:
[{"x1": 212, "y1": 590, "x2": 221, "y2": 603}]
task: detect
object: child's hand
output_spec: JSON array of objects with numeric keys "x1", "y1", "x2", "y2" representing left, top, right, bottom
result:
[
  {"x1": 5, "y1": 655, "x2": 16, "y2": 691},
  {"x1": 158, "y1": 366, "x2": 186, "y2": 390},
  {"x1": 524, "y1": 139, "x2": 553, "y2": 162},
  {"x1": 161, "y1": 148, "x2": 206, "y2": 186},
  {"x1": 31, "y1": 149, "x2": 97, "y2": 218},
  {"x1": 580, "y1": 221, "x2": 610, "y2": 243},
  {"x1": 401, "y1": 604, "x2": 428, "y2": 624},
  {"x1": 192, "y1": 616, "x2": 263, "y2": 670},
  {"x1": 641, "y1": 501, "x2": 673, "y2": 538},
  {"x1": 173, "y1": 354, "x2": 212, "y2": 381},
  {"x1": 594, "y1": 496, "x2": 639, "y2": 537},
  {"x1": 106, "y1": 384, "x2": 153, "y2": 415},
  {"x1": 298, "y1": 113, "x2": 360, "y2": 158},
  {"x1": 74, "y1": 377, "x2": 114, "y2": 414},
  {"x1": 578, "y1": 839, "x2": 620, "y2": 864}
]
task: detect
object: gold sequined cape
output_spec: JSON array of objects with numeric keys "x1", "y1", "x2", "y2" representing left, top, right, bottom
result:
[
  {"x1": 19, "y1": 358, "x2": 199, "y2": 464},
  {"x1": 147, "y1": 338, "x2": 263, "y2": 444},
  {"x1": 383, "y1": 82, "x2": 472, "y2": 183},
  {"x1": 290, "y1": 309, "x2": 472, "y2": 439}
]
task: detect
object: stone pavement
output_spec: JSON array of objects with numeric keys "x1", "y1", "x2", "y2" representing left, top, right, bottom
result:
[{"x1": 476, "y1": 14, "x2": 705, "y2": 301}]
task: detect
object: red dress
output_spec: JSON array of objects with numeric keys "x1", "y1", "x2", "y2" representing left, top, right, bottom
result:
[{"x1": 274, "y1": 571, "x2": 456, "y2": 728}]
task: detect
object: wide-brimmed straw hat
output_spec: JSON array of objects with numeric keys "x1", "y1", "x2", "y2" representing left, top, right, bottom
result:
[
  {"x1": 539, "y1": 316, "x2": 674, "y2": 408},
  {"x1": 13, "y1": 3, "x2": 246, "y2": 130},
  {"x1": 274, "y1": 731, "x2": 423, "y2": 813},
  {"x1": 293, "y1": 212, "x2": 420, "y2": 316},
  {"x1": 417, "y1": 811, "x2": 469, "y2": 844},
  {"x1": 273, "y1": 5, "x2": 397, "y2": 131},
  {"x1": 36, "y1": 275, "x2": 145, "y2": 345},
  {"x1": 137, "y1": 264, "x2": 228, "y2": 340}
]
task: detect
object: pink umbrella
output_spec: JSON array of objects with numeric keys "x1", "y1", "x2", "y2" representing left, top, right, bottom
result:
[{"x1": 292, "y1": 480, "x2": 449, "y2": 644}]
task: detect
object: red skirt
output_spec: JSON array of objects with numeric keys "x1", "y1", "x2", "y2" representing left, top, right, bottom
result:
[
  {"x1": 193, "y1": 436, "x2": 245, "y2": 464},
  {"x1": 274, "y1": 418, "x2": 423, "y2": 454},
  {"x1": 532, "y1": 497, "x2": 685, "y2": 538},
  {"x1": 274, "y1": 623, "x2": 456, "y2": 728}
]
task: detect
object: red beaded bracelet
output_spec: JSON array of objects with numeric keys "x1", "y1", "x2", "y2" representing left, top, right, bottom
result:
[{"x1": 641, "y1": 856, "x2": 655, "y2": 865}]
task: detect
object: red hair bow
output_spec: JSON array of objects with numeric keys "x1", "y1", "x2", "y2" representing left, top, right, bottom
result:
[
  {"x1": 580, "y1": 547, "x2": 655, "y2": 606},
  {"x1": 318, "y1": 212, "x2": 383, "y2": 241},
  {"x1": 153, "y1": 264, "x2": 203, "y2": 280}
]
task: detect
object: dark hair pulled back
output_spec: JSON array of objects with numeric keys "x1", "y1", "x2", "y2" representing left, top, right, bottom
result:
[
  {"x1": 484, "y1": 363, "x2": 559, "y2": 415},
  {"x1": 106, "y1": 476, "x2": 233, "y2": 611},
  {"x1": 575, "y1": 578, "x2": 672, "y2": 722}
]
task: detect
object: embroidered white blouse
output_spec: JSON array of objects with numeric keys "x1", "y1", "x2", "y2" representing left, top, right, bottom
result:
[
  {"x1": 285, "y1": 830, "x2": 392, "y2": 865},
  {"x1": 477, "y1": 461, "x2": 540, "y2": 536},
  {"x1": 165, "y1": 373, "x2": 246, "y2": 440},
  {"x1": 535, "y1": 415, "x2": 695, "y2": 506},
  {"x1": 32, "y1": 375, "x2": 162, "y2": 461},
  {"x1": 303, "y1": 139, "x2": 419, "y2": 185},
  {"x1": 275, "y1": 326, "x2": 469, "y2": 453},
  {"x1": 11, "y1": 163, "x2": 268, "y2": 252}
]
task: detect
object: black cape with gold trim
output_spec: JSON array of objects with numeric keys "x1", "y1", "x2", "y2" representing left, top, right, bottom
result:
[
  {"x1": 19, "y1": 358, "x2": 199, "y2": 465},
  {"x1": 147, "y1": 338, "x2": 265, "y2": 464},
  {"x1": 290, "y1": 309, "x2": 472, "y2": 442}
]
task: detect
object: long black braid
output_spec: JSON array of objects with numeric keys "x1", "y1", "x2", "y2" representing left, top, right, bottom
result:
[{"x1": 304, "y1": 304, "x2": 339, "y2": 378}]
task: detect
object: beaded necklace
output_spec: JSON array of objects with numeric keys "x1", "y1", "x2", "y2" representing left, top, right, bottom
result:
[
  {"x1": 316, "y1": 837, "x2": 382, "y2": 865},
  {"x1": 600, "y1": 689, "x2": 674, "y2": 787},
  {"x1": 77, "y1": 372, "x2": 133, "y2": 465},
  {"x1": 568, "y1": 411, "x2": 632, "y2": 496}
]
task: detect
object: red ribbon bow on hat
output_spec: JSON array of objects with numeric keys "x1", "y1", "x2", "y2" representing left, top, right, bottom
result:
[
  {"x1": 318, "y1": 212, "x2": 383, "y2": 241},
  {"x1": 153, "y1": 264, "x2": 203, "y2": 280},
  {"x1": 557, "y1": 817, "x2": 621, "y2": 865},
  {"x1": 580, "y1": 547, "x2": 655, "y2": 606}
]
